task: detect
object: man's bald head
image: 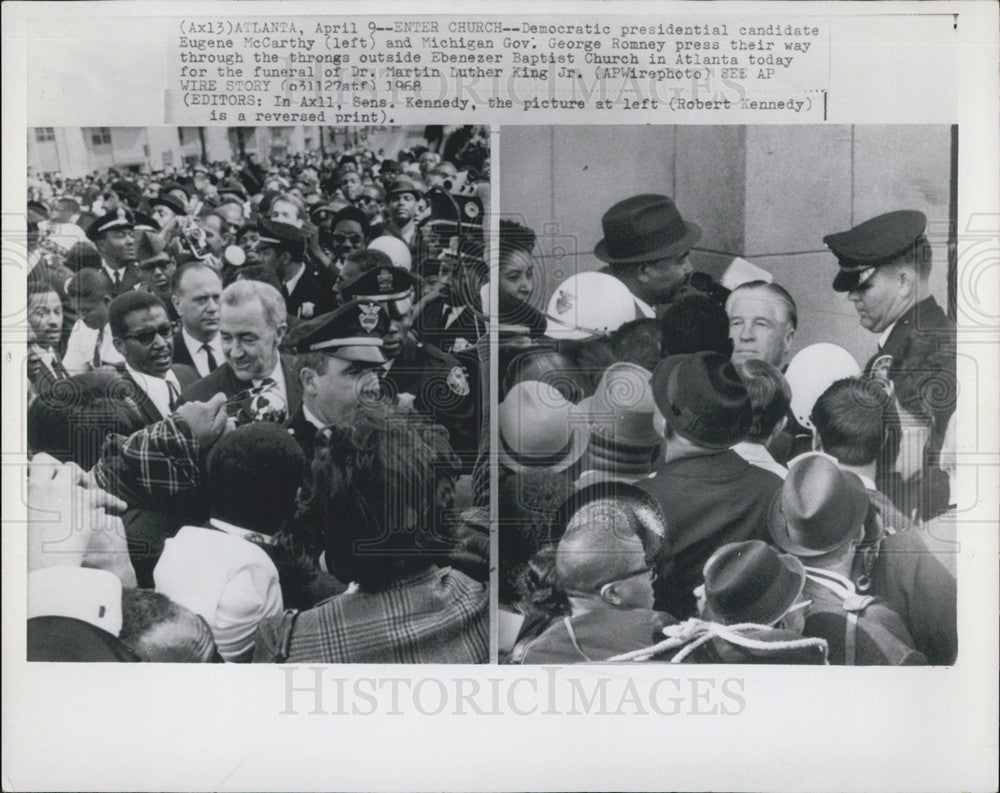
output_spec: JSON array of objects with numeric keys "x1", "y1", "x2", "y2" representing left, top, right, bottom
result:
[{"x1": 556, "y1": 500, "x2": 650, "y2": 596}]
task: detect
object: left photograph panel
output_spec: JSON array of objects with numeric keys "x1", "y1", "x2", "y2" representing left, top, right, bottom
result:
[{"x1": 23, "y1": 124, "x2": 490, "y2": 663}]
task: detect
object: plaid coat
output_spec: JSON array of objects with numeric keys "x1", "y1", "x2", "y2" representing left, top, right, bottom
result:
[{"x1": 252, "y1": 565, "x2": 488, "y2": 663}]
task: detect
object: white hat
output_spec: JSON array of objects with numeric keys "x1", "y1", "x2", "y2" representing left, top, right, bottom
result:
[
  {"x1": 367, "y1": 235, "x2": 412, "y2": 270},
  {"x1": 544, "y1": 271, "x2": 639, "y2": 341},
  {"x1": 28, "y1": 566, "x2": 123, "y2": 637},
  {"x1": 784, "y1": 343, "x2": 861, "y2": 430},
  {"x1": 721, "y1": 257, "x2": 773, "y2": 290},
  {"x1": 154, "y1": 526, "x2": 283, "y2": 662}
]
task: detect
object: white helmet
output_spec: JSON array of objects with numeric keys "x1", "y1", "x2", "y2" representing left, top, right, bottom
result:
[
  {"x1": 784, "y1": 343, "x2": 861, "y2": 430},
  {"x1": 545, "y1": 271, "x2": 639, "y2": 341},
  {"x1": 366, "y1": 235, "x2": 412, "y2": 271}
]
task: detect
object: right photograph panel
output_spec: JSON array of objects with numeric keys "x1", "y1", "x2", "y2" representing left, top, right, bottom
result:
[{"x1": 496, "y1": 125, "x2": 957, "y2": 666}]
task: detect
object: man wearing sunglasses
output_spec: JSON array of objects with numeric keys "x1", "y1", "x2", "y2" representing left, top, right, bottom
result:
[
  {"x1": 109, "y1": 291, "x2": 199, "y2": 425},
  {"x1": 254, "y1": 218, "x2": 337, "y2": 319}
]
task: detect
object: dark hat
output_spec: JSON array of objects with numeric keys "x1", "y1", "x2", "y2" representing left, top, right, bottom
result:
[
  {"x1": 110, "y1": 179, "x2": 141, "y2": 207},
  {"x1": 595, "y1": 194, "x2": 701, "y2": 265},
  {"x1": 386, "y1": 176, "x2": 423, "y2": 199},
  {"x1": 825, "y1": 210, "x2": 927, "y2": 292},
  {"x1": 64, "y1": 241, "x2": 102, "y2": 271},
  {"x1": 379, "y1": 158, "x2": 401, "y2": 175},
  {"x1": 150, "y1": 192, "x2": 186, "y2": 217},
  {"x1": 768, "y1": 454, "x2": 870, "y2": 557},
  {"x1": 280, "y1": 299, "x2": 386, "y2": 364},
  {"x1": 132, "y1": 211, "x2": 161, "y2": 232},
  {"x1": 161, "y1": 180, "x2": 190, "y2": 199},
  {"x1": 256, "y1": 218, "x2": 307, "y2": 257},
  {"x1": 217, "y1": 178, "x2": 248, "y2": 201},
  {"x1": 331, "y1": 205, "x2": 371, "y2": 238},
  {"x1": 702, "y1": 540, "x2": 806, "y2": 626},
  {"x1": 27, "y1": 200, "x2": 50, "y2": 223},
  {"x1": 339, "y1": 263, "x2": 418, "y2": 303},
  {"x1": 86, "y1": 206, "x2": 136, "y2": 241},
  {"x1": 650, "y1": 352, "x2": 752, "y2": 449},
  {"x1": 309, "y1": 203, "x2": 337, "y2": 223},
  {"x1": 135, "y1": 230, "x2": 171, "y2": 266}
]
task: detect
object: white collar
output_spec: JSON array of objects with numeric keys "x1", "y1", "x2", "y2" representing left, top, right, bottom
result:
[
  {"x1": 878, "y1": 318, "x2": 899, "y2": 349},
  {"x1": 284, "y1": 262, "x2": 306, "y2": 295},
  {"x1": 208, "y1": 518, "x2": 277, "y2": 546},
  {"x1": 302, "y1": 403, "x2": 326, "y2": 430},
  {"x1": 182, "y1": 325, "x2": 221, "y2": 355},
  {"x1": 125, "y1": 362, "x2": 178, "y2": 389},
  {"x1": 102, "y1": 261, "x2": 126, "y2": 277}
]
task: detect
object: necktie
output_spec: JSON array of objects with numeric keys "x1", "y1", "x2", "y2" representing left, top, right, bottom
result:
[
  {"x1": 202, "y1": 343, "x2": 218, "y2": 371},
  {"x1": 51, "y1": 355, "x2": 71, "y2": 381},
  {"x1": 112, "y1": 270, "x2": 122, "y2": 289},
  {"x1": 167, "y1": 378, "x2": 180, "y2": 411},
  {"x1": 93, "y1": 326, "x2": 104, "y2": 369}
]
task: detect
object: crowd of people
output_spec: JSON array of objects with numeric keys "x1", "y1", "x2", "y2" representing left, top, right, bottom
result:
[
  {"x1": 24, "y1": 127, "x2": 491, "y2": 663},
  {"x1": 497, "y1": 196, "x2": 957, "y2": 666}
]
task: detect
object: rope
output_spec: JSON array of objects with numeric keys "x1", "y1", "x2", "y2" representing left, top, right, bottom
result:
[{"x1": 606, "y1": 618, "x2": 830, "y2": 663}]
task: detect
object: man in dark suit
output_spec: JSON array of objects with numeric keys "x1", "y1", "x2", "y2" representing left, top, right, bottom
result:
[
  {"x1": 179, "y1": 279, "x2": 302, "y2": 421},
  {"x1": 108, "y1": 290, "x2": 198, "y2": 425},
  {"x1": 254, "y1": 218, "x2": 337, "y2": 319},
  {"x1": 170, "y1": 261, "x2": 224, "y2": 377},
  {"x1": 87, "y1": 207, "x2": 143, "y2": 298}
]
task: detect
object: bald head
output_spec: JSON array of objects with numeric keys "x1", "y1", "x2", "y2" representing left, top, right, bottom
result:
[{"x1": 556, "y1": 501, "x2": 649, "y2": 596}]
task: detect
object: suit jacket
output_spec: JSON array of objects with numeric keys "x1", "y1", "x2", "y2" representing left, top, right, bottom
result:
[
  {"x1": 284, "y1": 405, "x2": 322, "y2": 461},
  {"x1": 637, "y1": 450, "x2": 783, "y2": 619},
  {"x1": 178, "y1": 355, "x2": 302, "y2": 417},
  {"x1": 104, "y1": 262, "x2": 144, "y2": 298},
  {"x1": 171, "y1": 329, "x2": 223, "y2": 375},
  {"x1": 284, "y1": 265, "x2": 338, "y2": 319},
  {"x1": 115, "y1": 364, "x2": 200, "y2": 425}
]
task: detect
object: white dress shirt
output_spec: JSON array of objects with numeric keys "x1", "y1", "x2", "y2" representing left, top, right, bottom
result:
[
  {"x1": 63, "y1": 320, "x2": 123, "y2": 372},
  {"x1": 283, "y1": 262, "x2": 306, "y2": 297},
  {"x1": 181, "y1": 326, "x2": 223, "y2": 377},
  {"x1": 252, "y1": 359, "x2": 288, "y2": 409},
  {"x1": 126, "y1": 363, "x2": 181, "y2": 419}
]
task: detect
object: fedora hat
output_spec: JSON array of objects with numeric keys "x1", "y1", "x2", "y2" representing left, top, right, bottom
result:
[
  {"x1": 650, "y1": 352, "x2": 752, "y2": 450},
  {"x1": 578, "y1": 362, "x2": 662, "y2": 476},
  {"x1": 702, "y1": 540, "x2": 806, "y2": 626},
  {"x1": 594, "y1": 194, "x2": 701, "y2": 265},
  {"x1": 768, "y1": 455, "x2": 870, "y2": 557},
  {"x1": 498, "y1": 381, "x2": 588, "y2": 474}
]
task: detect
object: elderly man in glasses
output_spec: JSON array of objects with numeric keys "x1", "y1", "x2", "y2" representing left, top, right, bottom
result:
[
  {"x1": 109, "y1": 291, "x2": 199, "y2": 425},
  {"x1": 518, "y1": 486, "x2": 677, "y2": 664}
]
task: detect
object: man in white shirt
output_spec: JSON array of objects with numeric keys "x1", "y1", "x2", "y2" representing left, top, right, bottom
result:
[
  {"x1": 171, "y1": 261, "x2": 223, "y2": 377},
  {"x1": 63, "y1": 268, "x2": 124, "y2": 372},
  {"x1": 109, "y1": 290, "x2": 198, "y2": 425}
]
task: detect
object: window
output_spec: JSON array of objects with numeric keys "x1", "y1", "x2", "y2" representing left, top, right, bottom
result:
[
  {"x1": 34, "y1": 128, "x2": 55, "y2": 143},
  {"x1": 90, "y1": 127, "x2": 112, "y2": 146}
]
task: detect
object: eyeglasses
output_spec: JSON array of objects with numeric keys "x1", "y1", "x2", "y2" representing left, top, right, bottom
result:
[
  {"x1": 332, "y1": 232, "x2": 364, "y2": 246},
  {"x1": 122, "y1": 321, "x2": 176, "y2": 346}
]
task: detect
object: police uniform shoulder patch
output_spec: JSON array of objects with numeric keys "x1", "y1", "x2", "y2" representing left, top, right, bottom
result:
[
  {"x1": 446, "y1": 365, "x2": 470, "y2": 396},
  {"x1": 868, "y1": 353, "x2": 894, "y2": 383},
  {"x1": 377, "y1": 267, "x2": 394, "y2": 293},
  {"x1": 359, "y1": 302, "x2": 380, "y2": 332}
]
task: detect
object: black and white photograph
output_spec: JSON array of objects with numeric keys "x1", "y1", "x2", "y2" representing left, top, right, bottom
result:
[
  {"x1": 497, "y1": 125, "x2": 958, "y2": 666},
  {"x1": 23, "y1": 124, "x2": 490, "y2": 663}
]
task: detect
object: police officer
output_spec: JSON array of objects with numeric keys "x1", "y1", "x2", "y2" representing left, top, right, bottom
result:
[
  {"x1": 825, "y1": 209, "x2": 956, "y2": 520},
  {"x1": 255, "y1": 218, "x2": 338, "y2": 319},
  {"x1": 86, "y1": 207, "x2": 143, "y2": 297},
  {"x1": 339, "y1": 262, "x2": 478, "y2": 464},
  {"x1": 279, "y1": 299, "x2": 388, "y2": 461}
]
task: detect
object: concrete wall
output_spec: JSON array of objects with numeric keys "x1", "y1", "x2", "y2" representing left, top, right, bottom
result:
[{"x1": 500, "y1": 125, "x2": 953, "y2": 368}]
